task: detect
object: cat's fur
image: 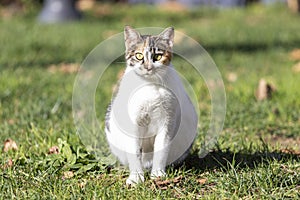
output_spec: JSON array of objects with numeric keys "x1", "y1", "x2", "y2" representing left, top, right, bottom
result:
[{"x1": 105, "y1": 26, "x2": 198, "y2": 185}]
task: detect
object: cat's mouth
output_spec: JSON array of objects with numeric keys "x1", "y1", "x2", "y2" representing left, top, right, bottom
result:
[{"x1": 136, "y1": 68, "x2": 155, "y2": 77}]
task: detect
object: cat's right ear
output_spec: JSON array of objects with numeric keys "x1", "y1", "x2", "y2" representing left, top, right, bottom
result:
[{"x1": 124, "y1": 26, "x2": 142, "y2": 51}]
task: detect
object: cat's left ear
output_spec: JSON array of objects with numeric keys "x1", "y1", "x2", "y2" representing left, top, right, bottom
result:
[
  {"x1": 158, "y1": 27, "x2": 174, "y2": 49},
  {"x1": 124, "y1": 26, "x2": 142, "y2": 51}
]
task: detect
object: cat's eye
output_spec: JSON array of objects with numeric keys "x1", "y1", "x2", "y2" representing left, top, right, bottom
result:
[
  {"x1": 135, "y1": 53, "x2": 144, "y2": 60},
  {"x1": 153, "y1": 54, "x2": 163, "y2": 61}
]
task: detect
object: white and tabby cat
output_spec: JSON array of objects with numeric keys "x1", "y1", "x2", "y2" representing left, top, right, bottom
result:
[{"x1": 105, "y1": 26, "x2": 198, "y2": 185}]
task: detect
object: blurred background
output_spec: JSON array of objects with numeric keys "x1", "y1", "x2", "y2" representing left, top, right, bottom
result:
[{"x1": 0, "y1": 0, "x2": 299, "y2": 66}]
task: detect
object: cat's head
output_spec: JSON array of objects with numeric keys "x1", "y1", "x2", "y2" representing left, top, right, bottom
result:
[{"x1": 124, "y1": 26, "x2": 174, "y2": 79}]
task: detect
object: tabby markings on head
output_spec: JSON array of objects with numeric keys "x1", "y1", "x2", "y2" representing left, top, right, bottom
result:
[
  {"x1": 126, "y1": 36, "x2": 172, "y2": 67},
  {"x1": 124, "y1": 27, "x2": 174, "y2": 70}
]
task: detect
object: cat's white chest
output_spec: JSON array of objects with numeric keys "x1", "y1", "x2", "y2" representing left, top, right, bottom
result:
[
  {"x1": 127, "y1": 85, "x2": 171, "y2": 134},
  {"x1": 128, "y1": 85, "x2": 164, "y2": 107}
]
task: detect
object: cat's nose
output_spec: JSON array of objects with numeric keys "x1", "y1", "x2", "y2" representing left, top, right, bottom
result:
[{"x1": 144, "y1": 65, "x2": 153, "y2": 71}]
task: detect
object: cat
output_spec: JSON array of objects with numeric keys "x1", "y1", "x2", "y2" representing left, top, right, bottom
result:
[{"x1": 105, "y1": 26, "x2": 198, "y2": 185}]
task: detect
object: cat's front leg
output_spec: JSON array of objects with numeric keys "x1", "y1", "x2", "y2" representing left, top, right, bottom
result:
[
  {"x1": 150, "y1": 129, "x2": 170, "y2": 179},
  {"x1": 126, "y1": 141, "x2": 144, "y2": 185}
]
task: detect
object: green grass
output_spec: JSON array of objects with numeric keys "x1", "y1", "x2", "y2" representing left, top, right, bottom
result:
[{"x1": 1, "y1": 3, "x2": 300, "y2": 199}]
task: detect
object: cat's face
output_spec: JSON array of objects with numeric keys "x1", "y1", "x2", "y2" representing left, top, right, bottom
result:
[{"x1": 124, "y1": 26, "x2": 174, "y2": 79}]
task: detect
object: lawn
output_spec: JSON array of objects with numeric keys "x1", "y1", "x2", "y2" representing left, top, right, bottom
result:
[{"x1": 0, "y1": 2, "x2": 300, "y2": 199}]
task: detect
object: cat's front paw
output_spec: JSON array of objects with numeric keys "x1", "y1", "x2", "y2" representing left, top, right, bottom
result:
[
  {"x1": 137, "y1": 113, "x2": 151, "y2": 127},
  {"x1": 150, "y1": 170, "x2": 167, "y2": 179},
  {"x1": 126, "y1": 173, "x2": 145, "y2": 186}
]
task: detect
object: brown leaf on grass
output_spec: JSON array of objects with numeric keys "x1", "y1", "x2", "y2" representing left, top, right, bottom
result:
[
  {"x1": 48, "y1": 146, "x2": 59, "y2": 155},
  {"x1": 226, "y1": 72, "x2": 238, "y2": 83},
  {"x1": 78, "y1": 180, "x2": 87, "y2": 189},
  {"x1": 255, "y1": 79, "x2": 276, "y2": 101},
  {"x1": 7, "y1": 119, "x2": 15, "y2": 125},
  {"x1": 152, "y1": 175, "x2": 183, "y2": 190},
  {"x1": 292, "y1": 62, "x2": 300, "y2": 73},
  {"x1": 154, "y1": 178, "x2": 171, "y2": 187},
  {"x1": 7, "y1": 158, "x2": 13, "y2": 167},
  {"x1": 197, "y1": 178, "x2": 207, "y2": 184},
  {"x1": 3, "y1": 139, "x2": 18, "y2": 152},
  {"x1": 62, "y1": 171, "x2": 74, "y2": 180},
  {"x1": 1, "y1": 158, "x2": 14, "y2": 170},
  {"x1": 47, "y1": 63, "x2": 80, "y2": 74},
  {"x1": 289, "y1": 49, "x2": 300, "y2": 61},
  {"x1": 158, "y1": 185, "x2": 168, "y2": 190},
  {"x1": 172, "y1": 175, "x2": 183, "y2": 183}
]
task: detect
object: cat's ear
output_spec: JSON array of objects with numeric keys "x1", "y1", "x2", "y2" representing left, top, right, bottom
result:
[
  {"x1": 158, "y1": 27, "x2": 174, "y2": 49},
  {"x1": 124, "y1": 26, "x2": 142, "y2": 51}
]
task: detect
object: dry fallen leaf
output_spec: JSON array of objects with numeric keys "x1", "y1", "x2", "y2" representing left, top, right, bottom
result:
[
  {"x1": 255, "y1": 79, "x2": 276, "y2": 101},
  {"x1": 78, "y1": 180, "x2": 87, "y2": 189},
  {"x1": 197, "y1": 178, "x2": 207, "y2": 184},
  {"x1": 48, "y1": 146, "x2": 59, "y2": 154},
  {"x1": 227, "y1": 72, "x2": 238, "y2": 82},
  {"x1": 154, "y1": 178, "x2": 171, "y2": 186},
  {"x1": 1, "y1": 158, "x2": 14, "y2": 170},
  {"x1": 292, "y1": 62, "x2": 300, "y2": 73},
  {"x1": 47, "y1": 63, "x2": 80, "y2": 74},
  {"x1": 62, "y1": 171, "x2": 74, "y2": 180},
  {"x1": 3, "y1": 139, "x2": 18, "y2": 152},
  {"x1": 7, "y1": 119, "x2": 15, "y2": 125},
  {"x1": 172, "y1": 175, "x2": 183, "y2": 183},
  {"x1": 6, "y1": 158, "x2": 13, "y2": 168},
  {"x1": 289, "y1": 49, "x2": 300, "y2": 61},
  {"x1": 152, "y1": 175, "x2": 183, "y2": 190}
]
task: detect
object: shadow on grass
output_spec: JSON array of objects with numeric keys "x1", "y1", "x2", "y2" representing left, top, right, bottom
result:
[{"x1": 182, "y1": 148, "x2": 300, "y2": 171}]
